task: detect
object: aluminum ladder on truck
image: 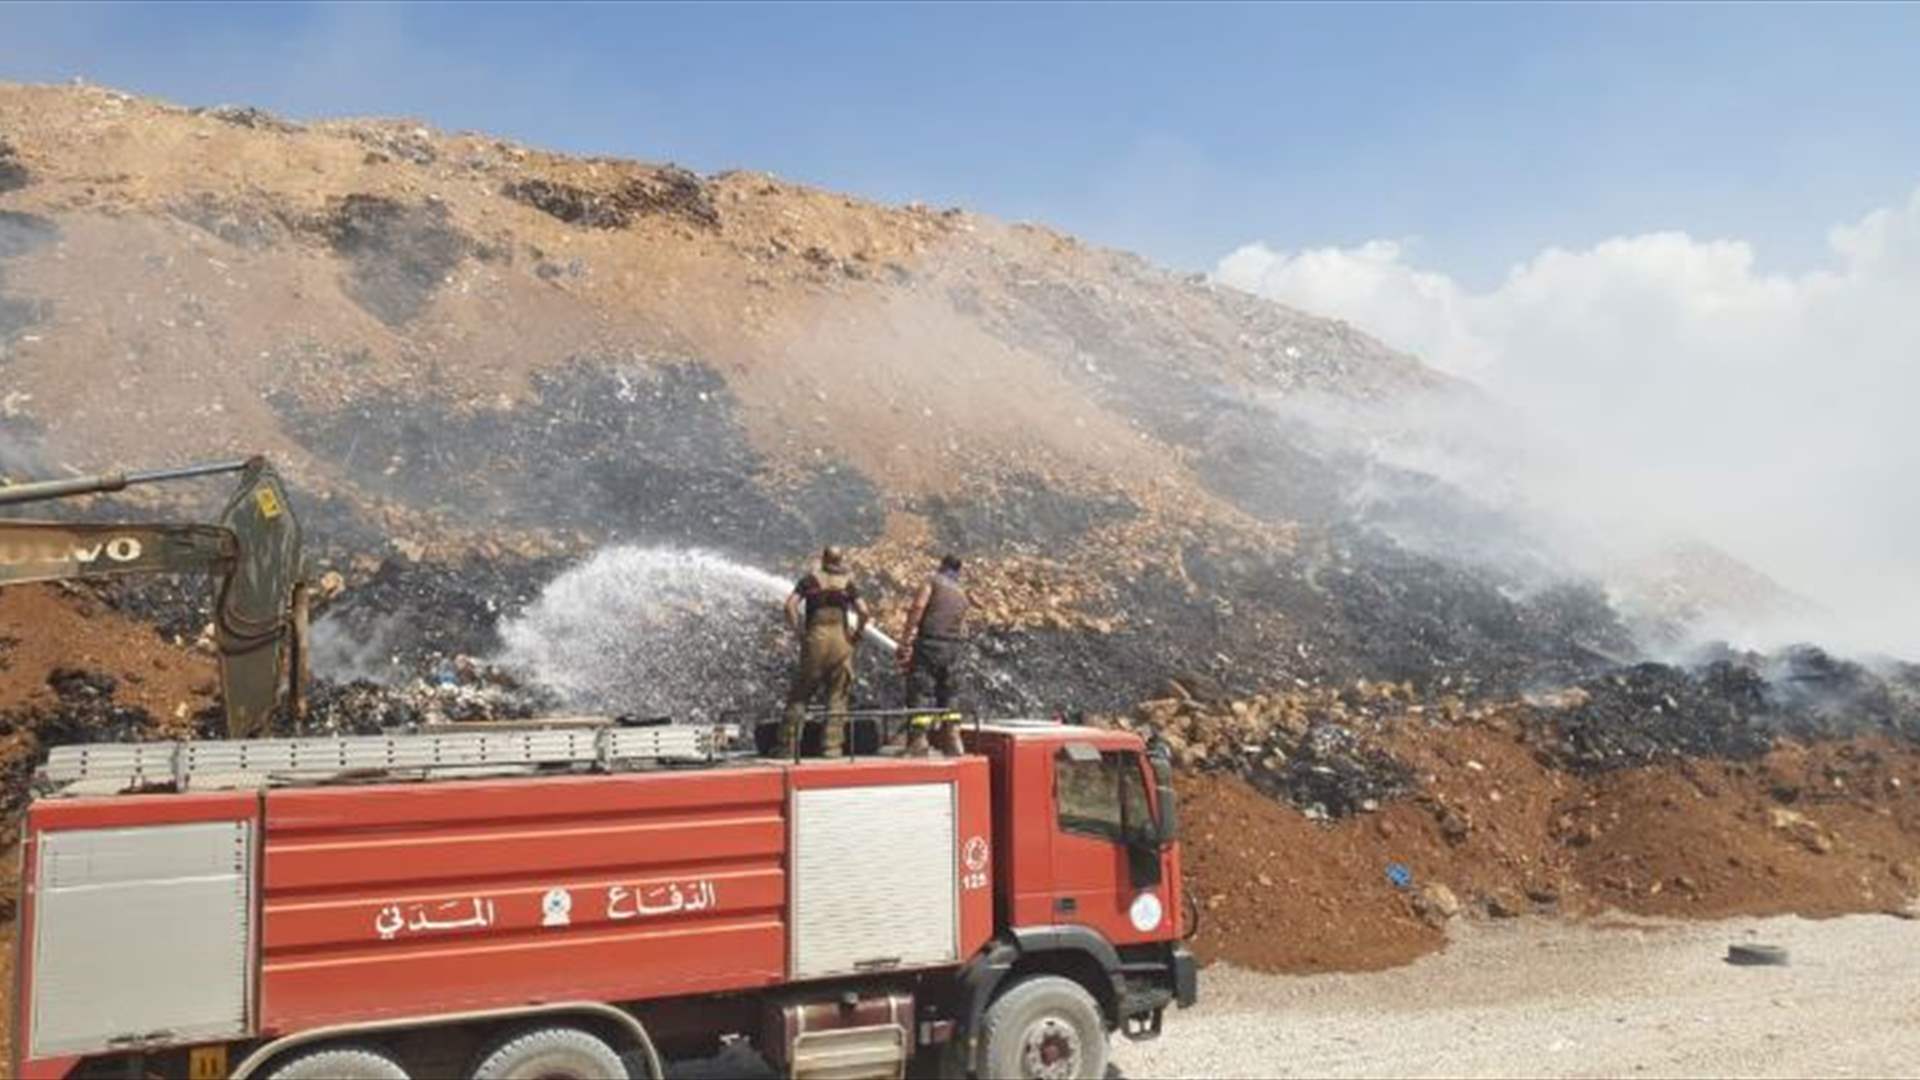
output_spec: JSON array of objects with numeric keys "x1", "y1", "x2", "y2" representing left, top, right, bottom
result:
[{"x1": 38, "y1": 719, "x2": 713, "y2": 796}]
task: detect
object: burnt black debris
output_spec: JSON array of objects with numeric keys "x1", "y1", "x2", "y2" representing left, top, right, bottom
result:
[
  {"x1": 296, "y1": 678, "x2": 423, "y2": 734},
  {"x1": 916, "y1": 475, "x2": 1137, "y2": 557},
  {"x1": 46, "y1": 666, "x2": 115, "y2": 700},
  {"x1": 170, "y1": 193, "x2": 290, "y2": 250},
  {"x1": 292, "y1": 666, "x2": 559, "y2": 736},
  {"x1": 97, "y1": 573, "x2": 213, "y2": 646},
  {"x1": 1243, "y1": 719, "x2": 1414, "y2": 820},
  {"x1": 311, "y1": 554, "x2": 561, "y2": 677},
  {"x1": 615, "y1": 166, "x2": 721, "y2": 231},
  {"x1": 310, "y1": 194, "x2": 469, "y2": 326},
  {"x1": 1317, "y1": 530, "x2": 1635, "y2": 696},
  {"x1": 503, "y1": 167, "x2": 720, "y2": 232},
  {"x1": 933, "y1": 515, "x2": 1635, "y2": 723},
  {"x1": 271, "y1": 359, "x2": 885, "y2": 562},
  {"x1": 503, "y1": 178, "x2": 631, "y2": 229},
  {"x1": 1537, "y1": 662, "x2": 1772, "y2": 773},
  {"x1": 1765, "y1": 645, "x2": 1920, "y2": 741},
  {"x1": 1126, "y1": 681, "x2": 1418, "y2": 819},
  {"x1": 1530, "y1": 649, "x2": 1920, "y2": 773},
  {"x1": 1, "y1": 666, "x2": 157, "y2": 750}
]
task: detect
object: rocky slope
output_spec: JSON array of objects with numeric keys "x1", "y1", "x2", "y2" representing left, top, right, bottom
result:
[{"x1": 0, "y1": 80, "x2": 1694, "y2": 721}]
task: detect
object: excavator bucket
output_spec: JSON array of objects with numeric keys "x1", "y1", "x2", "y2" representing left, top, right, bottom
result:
[{"x1": 214, "y1": 461, "x2": 303, "y2": 738}]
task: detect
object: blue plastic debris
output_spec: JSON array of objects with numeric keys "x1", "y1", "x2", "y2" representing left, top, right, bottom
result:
[{"x1": 1385, "y1": 862, "x2": 1413, "y2": 890}]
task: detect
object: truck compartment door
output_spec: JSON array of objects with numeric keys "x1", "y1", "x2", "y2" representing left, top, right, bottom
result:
[
  {"x1": 791, "y1": 782, "x2": 958, "y2": 979},
  {"x1": 29, "y1": 819, "x2": 255, "y2": 1058}
]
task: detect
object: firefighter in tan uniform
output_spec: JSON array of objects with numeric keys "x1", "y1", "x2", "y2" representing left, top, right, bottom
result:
[{"x1": 779, "y1": 546, "x2": 871, "y2": 757}]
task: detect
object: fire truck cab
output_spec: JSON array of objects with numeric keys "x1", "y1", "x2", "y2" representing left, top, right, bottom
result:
[{"x1": 12, "y1": 720, "x2": 1195, "y2": 1080}]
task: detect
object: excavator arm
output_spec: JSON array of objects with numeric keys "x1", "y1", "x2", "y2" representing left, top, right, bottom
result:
[
  {"x1": 0, "y1": 457, "x2": 308, "y2": 737},
  {"x1": 0, "y1": 521, "x2": 235, "y2": 585}
]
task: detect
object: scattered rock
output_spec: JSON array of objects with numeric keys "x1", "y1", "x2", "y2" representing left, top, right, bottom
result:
[
  {"x1": 1416, "y1": 882, "x2": 1462, "y2": 922},
  {"x1": 502, "y1": 166, "x2": 718, "y2": 231},
  {"x1": 1485, "y1": 890, "x2": 1523, "y2": 919},
  {"x1": 1725, "y1": 943, "x2": 1789, "y2": 967},
  {"x1": 1436, "y1": 805, "x2": 1473, "y2": 844},
  {"x1": 1768, "y1": 807, "x2": 1835, "y2": 855},
  {"x1": 193, "y1": 104, "x2": 302, "y2": 132}
]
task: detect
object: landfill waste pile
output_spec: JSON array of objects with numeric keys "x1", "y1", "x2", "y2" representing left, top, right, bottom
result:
[
  {"x1": 1531, "y1": 650, "x2": 1920, "y2": 773},
  {"x1": 1127, "y1": 679, "x2": 1421, "y2": 819},
  {"x1": 0, "y1": 82, "x2": 1916, "y2": 997},
  {"x1": 296, "y1": 664, "x2": 561, "y2": 736},
  {"x1": 0, "y1": 81, "x2": 1807, "y2": 721}
]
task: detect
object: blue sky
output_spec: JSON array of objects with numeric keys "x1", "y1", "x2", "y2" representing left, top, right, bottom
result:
[{"x1": 2, "y1": 2, "x2": 1918, "y2": 284}]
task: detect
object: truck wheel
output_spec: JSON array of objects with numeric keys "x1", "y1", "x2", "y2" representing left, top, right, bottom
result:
[
  {"x1": 977, "y1": 975, "x2": 1108, "y2": 1080},
  {"x1": 470, "y1": 1025, "x2": 627, "y2": 1080},
  {"x1": 264, "y1": 1044, "x2": 409, "y2": 1080}
]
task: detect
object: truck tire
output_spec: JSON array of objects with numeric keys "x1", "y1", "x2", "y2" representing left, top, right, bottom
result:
[
  {"x1": 264, "y1": 1044, "x2": 410, "y2": 1080},
  {"x1": 471, "y1": 1025, "x2": 627, "y2": 1080},
  {"x1": 976, "y1": 975, "x2": 1109, "y2": 1080}
]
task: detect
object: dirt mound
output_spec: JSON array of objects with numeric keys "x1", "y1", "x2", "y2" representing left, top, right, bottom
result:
[
  {"x1": 1180, "y1": 708, "x2": 1920, "y2": 974},
  {"x1": 1179, "y1": 768, "x2": 1444, "y2": 972},
  {"x1": 0, "y1": 584, "x2": 215, "y2": 917},
  {"x1": 1568, "y1": 740, "x2": 1920, "y2": 918},
  {"x1": 0, "y1": 585, "x2": 214, "y2": 720}
]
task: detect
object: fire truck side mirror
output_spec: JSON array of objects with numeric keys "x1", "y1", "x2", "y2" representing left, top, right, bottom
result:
[
  {"x1": 1146, "y1": 735, "x2": 1179, "y2": 846},
  {"x1": 1127, "y1": 742, "x2": 1174, "y2": 887}
]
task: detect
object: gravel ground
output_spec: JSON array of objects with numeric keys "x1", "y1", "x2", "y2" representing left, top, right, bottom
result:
[{"x1": 1114, "y1": 914, "x2": 1920, "y2": 1079}]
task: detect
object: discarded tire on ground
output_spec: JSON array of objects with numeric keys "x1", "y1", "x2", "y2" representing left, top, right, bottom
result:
[
  {"x1": 1726, "y1": 943, "x2": 1790, "y2": 966},
  {"x1": 470, "y1": 1025, "x2": 626, "y2": 1080},
  {"x1": 977, "y1": 974, "x2": 1109, "y2": 1080},
  {"x1": 263, "y1": 1044, "x2": 410, "y2": 1080}
]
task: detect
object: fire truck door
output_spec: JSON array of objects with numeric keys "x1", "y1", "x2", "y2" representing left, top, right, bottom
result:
[{"x1": 1047, "y1": 745, "x2": 1172, "y2": 945}]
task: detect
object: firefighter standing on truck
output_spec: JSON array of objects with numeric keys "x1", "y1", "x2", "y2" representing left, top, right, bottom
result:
[
  {"x1": 896, "y1": 553, "x2": 970, "y2": 756},
  {"x1": 780, "y1": 545, "x2": 870, "y2": 757}
]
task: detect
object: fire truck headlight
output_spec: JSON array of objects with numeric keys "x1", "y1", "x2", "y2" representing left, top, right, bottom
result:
[{"x1": 1129, "y1": 891, "x2": 1164, "y2": 932}]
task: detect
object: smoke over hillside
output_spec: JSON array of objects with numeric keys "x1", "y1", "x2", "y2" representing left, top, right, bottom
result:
[
  {"x1": 1218, "y1": 185, "x2": 1920, "y2": 659},
  {"x1": 0, "y1": 80, "x2": 1908, "y2": 734}
]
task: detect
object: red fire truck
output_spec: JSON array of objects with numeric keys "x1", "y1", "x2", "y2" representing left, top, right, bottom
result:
[{"x1": 12, "y1": 719, "x2": 1195, "y2": 1079}]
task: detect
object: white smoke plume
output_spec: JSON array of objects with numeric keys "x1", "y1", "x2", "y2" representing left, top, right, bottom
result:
[{"x1": 1217, "y1": 184, "x2": 1920, "y2": 659}]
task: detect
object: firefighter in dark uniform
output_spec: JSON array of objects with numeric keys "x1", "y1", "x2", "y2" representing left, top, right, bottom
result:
[
  {"x1": 896, "y1": 554, "x2": 970, "y2": 756},
  {"x1": 779, "y1": 545, "x2": 870, "y2": 757}
]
